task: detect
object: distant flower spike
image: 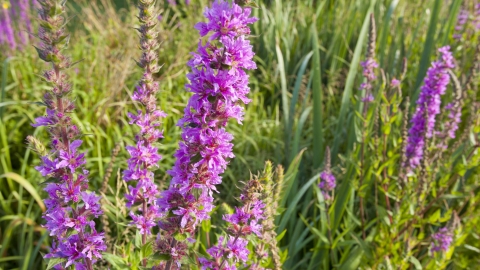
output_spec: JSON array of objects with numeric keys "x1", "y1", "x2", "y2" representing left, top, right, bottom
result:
[
  {"x1": 404, "y1": 46, "x2": 454, "y2": 171},
  {"x1": 431, "y1": 227, "x2": 453, "y2": 253}
]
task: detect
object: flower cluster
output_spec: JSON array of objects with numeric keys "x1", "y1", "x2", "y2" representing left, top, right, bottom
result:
[
  {"x1": 404, "y1": 46, "x2": 455, "y2": 170},
  {"x1": 359, "y1": 14, "x2": 378, "y2": 103},
  {"x1": 0, "y1": 0, "x2": 32, "y2": 51},
  {"x1": 123, "y1": 0, "x2": 165, "y2": 239},
  {"x1": 453, "y1": 8, "x2": 469, "y2": 40},
  {"x1": 474, "y1": 4, "x2": 480, "y2": 31},
  {"x1": 31, "y1": 1, "x2": 105, "y2": 269},
  {"x1": 156, "y1": 0, "x2": 257, "y2": 265},
  {"x1": 318, "y1": 171, "x2": 336, "y2": 200},
  {"x1": 199, "y1": 177, "x2": 265, "y2": 269},
  {"x1": 359, "y1": 59, "x2": 378, "y2": 92},
  {"x1": 431, "y1": 227, "x2": 453, "y2": 253}
]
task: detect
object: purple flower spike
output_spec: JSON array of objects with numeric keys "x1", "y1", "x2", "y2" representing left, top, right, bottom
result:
[
  {"x1": 200, "y1": 177, "x2": 265, "y2": 269},
  {"x1": 123, "y1": 0, "x2": 164, "y2": 240},
  {"x1": 1, "y1": 2, "x2": 16, "y2": 50},
  {"x1": 453, "y1": 9, "x2": 468, "y2": 40},
  {"x1": 431, "y1": 227, "x2": 453, "y2": 253},
  {"x1": 156, "y1": 2, "x2": 257, "y2": 265},
  {"x1": 318, "y1": 171, "x2": 336, "y2": 200},
  {"x1": 31, "y1": 1, "x2": 105, "y2": 269},
  {"x1": 404, "y1": 46, "x2": 455, "y2": 171}
]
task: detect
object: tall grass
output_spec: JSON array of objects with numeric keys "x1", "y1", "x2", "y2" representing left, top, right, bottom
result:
[{"x1": 0, "y1": 0, "x2": 479, "y2": 269}]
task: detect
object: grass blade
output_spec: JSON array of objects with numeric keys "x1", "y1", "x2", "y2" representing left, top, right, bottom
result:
[
  {"x1": 331, "y1": 1, "x2": 377, "y2": 160},
  {"x1": 311, "y1": 22, "x2": 324, "y2": 169}
]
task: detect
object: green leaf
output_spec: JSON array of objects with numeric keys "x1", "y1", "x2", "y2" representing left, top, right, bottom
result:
[
  {"x1": 428, "y1": 209, "x2": 441, "y2": 224},
  {"x1": 173, "y1": 232, "x2": 187, "y2": 242},
  {"x1": 102, "y1": 253, "x2": 130, "y2": 270},
  {"x1": 0, "y1": 173, "x2": 46, "y2": 212},
  {"x1": 276, "y1": 229, "x2": 287, "y2": 242},
  {"x1": 338, "y1": 247, "x2": 364, "y2": 270},
  {"x1": 141, "y1": 241, "x2": 154, "y2": 259},
  {"x1": 135, "y1": 231, "x2": 142, "y2": 248},
  {"x1": 311, "y1": 22, "x2": 324, "y2": 168},
  {"x1": 408, "y1": 256, "x2": 423, "y2": 270},
  {"x1": 46, "y1": 258, "x2": 67, "y2": 270},
  {"x1": 149, "y1": 253, "x2": 172, "y2": 262},
  {"x1": 331, "y1": 1, "x2": 377, "y2": 159}
]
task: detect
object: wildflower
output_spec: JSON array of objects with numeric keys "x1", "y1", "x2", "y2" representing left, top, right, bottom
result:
[
  {"x1": 31, "y1": 1, "x2": 105, "y2": 269},
  {"x1": 156, "y1": 0, "x2": 257, "y2": 266},
  {"x1": 453, "y1": 9, "x2": 468, "y2": 40},
  {"x1": 431, "y1": 227, "x2": 453, "y2": 252},
  {"x1": 318, "y1": 171, "x2": 336, "y2": 200},
  {"x1": 199, "y1": 176, "x2": 265, "y2": 269},
  {"x1": 317, "y1": 147, "x2": 336, "y2": 200},
  {"x1": 1, "y1": 1, "x2": 16, "y2": 50},
  {"x1": 359, "y1": 58, "x2": 379, "y2": 91},
  {"x1": 404, "y1": 46, "x2": 455, "y2": 170},
  {"x1": 391, "y1": 78, "x2": 400, "y2": 88},
  {"x1": 359, "y1": 14, "x2": 377, "y2": 103},
  {"x1": 123, "y1": 0, "x2": 164, "y2": 241}
]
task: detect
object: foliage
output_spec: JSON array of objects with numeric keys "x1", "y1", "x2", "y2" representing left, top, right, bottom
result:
[{"x1": 0, "y1": 0, "x2": 479, "y2": 269}]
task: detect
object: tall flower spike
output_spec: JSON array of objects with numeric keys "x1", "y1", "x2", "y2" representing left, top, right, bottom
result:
[
  {"x1": 199, "y1": 174, "x2": 265, "y2": 269},
  {"x1": 1, "y1": 1, "x2": 16, "y2": 50},
  {"x1": 403, "y1": 46, "x2": 455, "y2": 171},
  {"x1": 453, "y1": 8, "x2": 468, "y2": 40},
  {"x1": 359, "y1": 14, "x2": 378, "y2": 103},
  {"x1": 254, "y1": 161, "x2": 283, "y2": 270},
  {"x1": 123, "y1": 0, "x2": 164, "y2": 254},
  {"x1": 435, "y1": 70, "x2": 463, "y2": 150},
  {"x1": 31, "y1": 1, "x2": 105, "y2": 269},
  {"x1": 156, "y1": 0, "x2": 257, "y2": 267},
  {"x1": 431, "y1": 227, "x2": 453, "y2": 253},
  {"x1": 318, "y1": 147, "x2": 336, "y2": 201}
]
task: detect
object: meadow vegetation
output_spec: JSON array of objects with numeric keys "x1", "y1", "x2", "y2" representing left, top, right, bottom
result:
[{"x1": 0, "y1": 0, "x2": 479, "y2": 269}]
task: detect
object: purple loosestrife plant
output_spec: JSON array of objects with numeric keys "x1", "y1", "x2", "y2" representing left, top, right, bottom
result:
[
  {"x1": 403, "y1": 46, "x2": 455, "y2": 171},
  {"x1": 431, "y1": 227, "x2": 453, "y2": 253},
  {"x1": 359, "y1": 59, "x2": 378, "y2": 102},
  {"x1": 123, "y1": 0, "x2": 164, "y2": 250},
  {"x1": 156, "y1": 0, "x2": 257, "y2": 266},
  {"x1": 318, "y1": 171, "x2": 336, "y2": 201},
  {"x1": 453, "y1": 8, "x2": 468, "y2": 40},
  {"x1": 31, "y1": 1, "x2": 105, "y2": 269},
  {"x1": 199, "y1": 177, "x2": 265, "y2": 270},
  {"x1": 1, "y1": 1, "x2": 16, "y2": 50}
]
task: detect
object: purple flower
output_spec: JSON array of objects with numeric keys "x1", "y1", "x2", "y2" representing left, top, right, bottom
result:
[
  {"x1": 359, "y1": 58, "x2": 378, "y2": 92},
  {"x1": 131, "y1": 213, "x2": 157, "y2": 235},
  {"x1": 123, "y1": 0, "x2": 165, "y2": 240},
  {"x1": 194, "y1": 0, "x2": 257, "y2": 40},
  {"x1": 318, "y1": 171, "x2": 336, "y2": 200},
  {"x1": 453, "y1": 9, "x2": 468, "y2": 40},
  {"x1": 391, "y1": 78, "x2": 400, "y2": 88},
  {"x1": 159, "y1": 0, "x2": 256, "y2": 234},
  {"x1": 404, "y1": 46, "x2": 455, "y2": 170},
  {"x1": 31, "y1": 1, "x2": 105, "y2": 268},
  {"x1": 200, "y1": 176, "x2": 265, "y2": 268},
  {"x1": 1, "y1": 2, "x2": 16, "y2": 50},
  {"x1": 32, "y1": 109, "x2": 58, "y2": 127},
  {"x1": 475, "y1": 4, "x2": 480, "y2": 30},
  {"x1": 56, "y1": 140, "x2": 86, "y2": 173},
  {"x1": 431, "y1": 227, "x2": 453, "y2": 252},
  {"x1": 156, "y1": 1, "x2": 257, "y2": 266}
]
